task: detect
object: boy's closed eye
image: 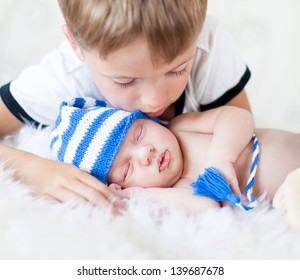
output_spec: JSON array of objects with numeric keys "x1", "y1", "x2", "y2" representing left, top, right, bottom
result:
[
  {"x1": 111, "y1": 60, "x2": 191, "y2": 89},
  {"x1": 167, "y1": 63, "x2": 189, "y2": 77},
  {"x1": 113, "y1": 78, "x2": 136, "y2": 88}
]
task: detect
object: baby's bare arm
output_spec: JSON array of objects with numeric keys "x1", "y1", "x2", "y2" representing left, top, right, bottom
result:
[
  {"x1": 142, "y1": 187, "x2": 220, "y2": 213},
  {"x1": 169, "y1": 106, "x2": 254, "y2": 164},
  {"x1": 169, "y1": 106, "x2": 254, "y2": 194},
  {"x1": 109, "y1": 183, "x2": 220, "y2": 214}
]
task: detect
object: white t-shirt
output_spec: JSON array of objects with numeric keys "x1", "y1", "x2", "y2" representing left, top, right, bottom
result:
[{"x1": 0, "y1": 16, "x2": 250, "y2": 126}]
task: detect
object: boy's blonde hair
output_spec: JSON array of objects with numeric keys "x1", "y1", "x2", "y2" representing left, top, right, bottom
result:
[{"x1": 58, "y1": 0, "x2": 207, "y2": 64}]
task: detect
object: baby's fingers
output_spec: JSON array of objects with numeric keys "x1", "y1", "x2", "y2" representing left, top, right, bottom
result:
[{"x1": 227, "y1": 176, "x2": 241, "y2": 195}]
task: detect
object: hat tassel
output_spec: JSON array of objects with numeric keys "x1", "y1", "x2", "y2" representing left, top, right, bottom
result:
[{"x1": 191, "y1": 167, "x2": 253, "y2": 210}]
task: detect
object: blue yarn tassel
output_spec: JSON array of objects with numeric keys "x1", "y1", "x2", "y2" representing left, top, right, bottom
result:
[
  {"x1": 191, "y1": 167, "x2": 252, "y2": 210},
  {"x1": 192, "y1": 135, "x2": 259, "y2": 211}
]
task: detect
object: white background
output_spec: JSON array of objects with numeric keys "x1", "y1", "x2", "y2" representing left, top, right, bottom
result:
[{"x1": 0, "y1": 0, "x2": 299, "y2": 131}]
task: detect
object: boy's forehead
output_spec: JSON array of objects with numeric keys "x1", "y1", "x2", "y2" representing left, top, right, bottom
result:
[
  {"x1": 61, "y1": 0, "x2": 206, "y2": 69},
  {"x1": 84, "y1": 37, "x2": 197, "y2": 78}
]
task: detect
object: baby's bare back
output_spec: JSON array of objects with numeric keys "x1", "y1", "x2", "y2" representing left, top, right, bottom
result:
[{"x1": 236, "y1": 128, "x2": 300, "y2": 201}]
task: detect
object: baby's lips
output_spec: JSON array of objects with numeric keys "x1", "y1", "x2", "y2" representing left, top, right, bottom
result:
[{"x1": 158, "y1": 150, "x2": 171, "y2": 172}]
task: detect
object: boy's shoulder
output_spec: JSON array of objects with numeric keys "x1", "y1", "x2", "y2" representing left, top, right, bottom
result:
[{"x1": 195, "y1": 15, "x2": 229, "y2": 52}]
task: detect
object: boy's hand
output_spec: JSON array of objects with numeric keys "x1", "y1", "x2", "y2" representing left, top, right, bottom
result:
[{"x1": 15, "y1": 154, "x2": 123, "y2": 214}]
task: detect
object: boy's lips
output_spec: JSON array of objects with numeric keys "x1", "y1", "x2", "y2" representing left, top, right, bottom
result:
[
  {"x1": 145, "y1": 108, "x2": 166, "y2": 118},
  {"x1": 158, "y1": 150, "x2": 171, "y2": 172}
]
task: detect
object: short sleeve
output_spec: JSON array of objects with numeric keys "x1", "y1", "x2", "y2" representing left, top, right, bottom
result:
[
  {"x1": 5, "y1": 41, "x2": 101, "y2": 126},
  {"x1": 185, "y1": 16, "x2": 250, "y2": 112}
]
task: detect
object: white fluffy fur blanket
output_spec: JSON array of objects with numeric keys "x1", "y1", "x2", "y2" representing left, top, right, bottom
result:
[{"x1": 1, "y1": 126, "x2": 300, "y2": 260}]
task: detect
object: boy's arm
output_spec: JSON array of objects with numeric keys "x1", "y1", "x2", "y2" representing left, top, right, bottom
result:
[
  {"x1": 169, "y1": 106, "x2": 254, "y2": 194},
  {"x1": 0, "y1": 143, "x2": 122, "y2": 211},
  {"x1": 0, "y1": 101, "x2": 121, "y2": 212},
  {"x1": 0, "y1": 98, "x2": 24, "y2": 136}
]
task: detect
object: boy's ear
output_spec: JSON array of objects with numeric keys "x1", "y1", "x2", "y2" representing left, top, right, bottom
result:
[{"x1": 62, "y1": 24, "x2": 84, "y2": 61}]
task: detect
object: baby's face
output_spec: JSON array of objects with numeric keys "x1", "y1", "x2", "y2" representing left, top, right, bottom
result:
[
  {"x1": 80, "y1": 36, "x2": 196, "y2": 118},
  {"x1": 108, "y1": 119, "x2": 183, "y2": 188}
]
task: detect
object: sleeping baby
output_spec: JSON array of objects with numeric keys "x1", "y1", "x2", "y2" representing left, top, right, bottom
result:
[{"x1": 50, "y1": 98, "x2": 300, "y2": 223}]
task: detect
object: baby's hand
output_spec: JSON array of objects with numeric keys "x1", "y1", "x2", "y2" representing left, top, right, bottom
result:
[
  {"x1": 208, "y1": 162, "x2": 241, "y2": 195},
  {"x1": 108, "y1": 183, "x2": 143, "y2": 199}
]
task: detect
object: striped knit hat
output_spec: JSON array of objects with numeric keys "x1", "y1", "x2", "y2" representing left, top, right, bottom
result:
[{"x1": 50, "y1": 97, "x2": 149, "y2": 184}]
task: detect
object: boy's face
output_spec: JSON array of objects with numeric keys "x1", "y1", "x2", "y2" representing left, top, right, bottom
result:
[
  {"x1": 107, "y1": 119, "x2": 183, "y2": 188},
  {"x1": 79, "y1": 37, "x2": 196, "y2": 118}
]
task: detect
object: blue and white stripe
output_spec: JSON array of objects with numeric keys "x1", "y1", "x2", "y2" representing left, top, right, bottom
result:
[
  {"x1": 226, "y1": 133, "x2": 259, "y2": 210},
  {"x1": 50, "y1": 97, "x2": 148, "y2": 184},
  {"x1": 225, "y1": 134, "x2": 259, "y2": 210},
  {"x1": 244, "y1": 134, "x2": 259, "y2": 208},
  {"x1": 192, "y1": 133, "x2": 260, "y2": 211}
]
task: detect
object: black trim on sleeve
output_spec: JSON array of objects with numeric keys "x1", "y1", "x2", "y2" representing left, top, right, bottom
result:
[
  {"x1": 0, "y1": 82, "x2": 46, "y2": 128},
  {"x1": 200, "y1": 66, "x2": 251, "y2": 111},
  {"x1": 174, "y1": 90, "x2": 185, "y2": 116}
]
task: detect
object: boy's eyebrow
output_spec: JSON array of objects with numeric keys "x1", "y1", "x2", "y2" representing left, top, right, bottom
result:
[
  {"x1": 100, "y1": 71, "x2": 136, "y2": 79},
  {"x1": 105, "y1": 74, "x2": 137, "y2": 79}
]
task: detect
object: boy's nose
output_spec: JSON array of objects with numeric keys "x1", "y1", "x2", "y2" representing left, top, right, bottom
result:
[
  {"x1": 137, "y1": 145, "x2": 154, "y2": 166},
  {"x1": 142, "y1": 85, "x2": 168, "y2": 109}
]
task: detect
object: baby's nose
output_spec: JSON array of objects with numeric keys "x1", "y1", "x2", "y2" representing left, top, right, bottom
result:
[{"x1": 138, "y1": 145, "x2": 154, "y2": 166}]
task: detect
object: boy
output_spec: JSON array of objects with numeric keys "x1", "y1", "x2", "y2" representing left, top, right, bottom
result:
[
  {"x1": 0, "y1": 0, "x2": 251, "y2": 209},
  {"x1": 51, "y1": 98, "x2": 300, "y2": 213}
]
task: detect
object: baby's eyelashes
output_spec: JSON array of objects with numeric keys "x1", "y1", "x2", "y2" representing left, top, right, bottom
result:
[
  {"x1": 134, "y1": 124, "x2": 144, "y2": 142},
  {"x1": 123, "y1": 162, "x2": 133, "y2": 181}
]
